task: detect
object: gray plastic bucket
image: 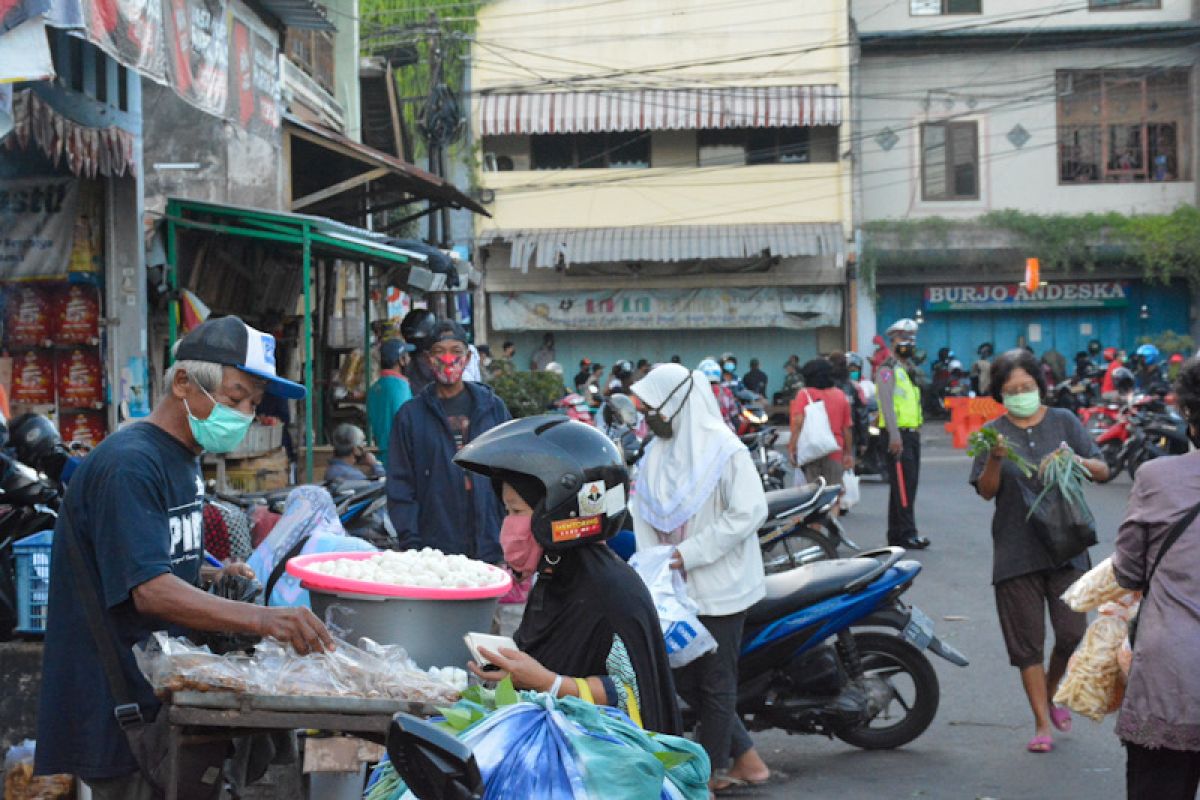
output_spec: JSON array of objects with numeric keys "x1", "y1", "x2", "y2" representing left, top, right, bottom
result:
[{"x1": 309, "y1": 587, "x2": 499, "y2": 670}]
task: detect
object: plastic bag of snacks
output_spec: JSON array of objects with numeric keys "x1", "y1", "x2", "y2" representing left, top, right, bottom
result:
[
  {"x1": 135, "y1": 632, "x2": 252, "y2": 695},
  {"x1": 3, "y1": 740, "x2": 73, "y2": 800},
  {"x1": 1053, "y1": 595, "x2": 1139, "y2": 721},
  {"x1": 1060, "y1": 557, "x2": 1130, "y2": 612}
]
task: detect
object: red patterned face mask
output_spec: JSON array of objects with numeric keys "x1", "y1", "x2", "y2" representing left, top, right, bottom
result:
[{"x1": 431, "y1": 353, "x2": 467, "y2": 385}]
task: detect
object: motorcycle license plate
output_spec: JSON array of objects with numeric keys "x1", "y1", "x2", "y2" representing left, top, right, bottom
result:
[{"x1": 902, "y1": 606, "x2": 935, "y2": 650}]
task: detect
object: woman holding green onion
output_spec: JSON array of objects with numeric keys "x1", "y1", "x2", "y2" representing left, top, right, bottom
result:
[{"x1": 969, "y1": 349, "x2": 1109, "y2": 754}]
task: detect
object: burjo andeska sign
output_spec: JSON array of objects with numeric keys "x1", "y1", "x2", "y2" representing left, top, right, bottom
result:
[{"x1": 924, "y1": 281, "x2": 1131, "y2": 312}]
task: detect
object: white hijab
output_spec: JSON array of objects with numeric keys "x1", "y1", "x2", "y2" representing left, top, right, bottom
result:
[{"x1": 631, "y1": 363, "x2": 745, "y2": 533}]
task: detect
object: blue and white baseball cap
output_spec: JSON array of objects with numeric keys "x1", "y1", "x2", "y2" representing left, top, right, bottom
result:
[{"x1": 175, "y1": 316, "x2": 306, "y2": 399}]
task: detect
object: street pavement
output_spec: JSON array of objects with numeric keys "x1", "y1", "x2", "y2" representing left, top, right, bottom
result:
[{"x1": 750, "y1": 423, "x2": 1129, "y2": 800}]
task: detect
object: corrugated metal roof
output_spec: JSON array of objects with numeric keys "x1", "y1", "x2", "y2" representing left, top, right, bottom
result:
[
  {"x1": 257, "y1": 0, "x2": 335, "y2": 30},
  {"x1": 478, "y1": 86, "x2": 842, "y2": 136},
  {"x1": 479, "y1": 224, "x2": 845, "y2": 271}
]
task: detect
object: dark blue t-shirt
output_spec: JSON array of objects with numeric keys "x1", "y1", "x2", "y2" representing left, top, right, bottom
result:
[{"x1": 35, "y1": 422, "x2": 204, "y2": 780}]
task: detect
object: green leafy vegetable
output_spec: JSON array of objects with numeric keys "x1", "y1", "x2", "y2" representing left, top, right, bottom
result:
[
  {"x1": 1026, "y1": 444, "x2": 1093, "y2": 520},
  {"x1": 967, "y1": 427, "x2": 1035, "y2": 478},
  {"x1": 495, "y1": 677, "x2": 520, "y2": 708}
]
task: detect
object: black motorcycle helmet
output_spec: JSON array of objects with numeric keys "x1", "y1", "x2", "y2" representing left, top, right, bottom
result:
[
  {"x1": 613, "y1": 360, "x2": 634, "y2": 382},
  {"x1": 454, "y1": 416, "x2": 628, "y2": 551},
  {"x1": 602, "y1": 394, "x2": 638, "y2": 428},
  {"x1": 1112, "y1": 366, "x2": 1135, "y2": 394},
  {"x1": 9, "y1": 414, "x2": 65, "y2": 477},
  {"x1": 400, "y1": 309, "x2": 438, "y2": 353}
]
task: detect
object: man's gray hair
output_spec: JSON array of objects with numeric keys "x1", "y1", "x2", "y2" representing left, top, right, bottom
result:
[
  {"x1": 165, "y1": 360, "x2": 224, "y2": 393},
  {"x1": 331, "y1": 423, "x2": 366, "y2": 457}
]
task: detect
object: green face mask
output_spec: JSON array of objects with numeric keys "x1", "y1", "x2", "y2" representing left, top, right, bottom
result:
[
  {"x1": 1003, "y1": 389, "x2": 1041, "y2": 419},
  {"x1": 185, "y1": 384, "x2": 254, "y2": 453}
]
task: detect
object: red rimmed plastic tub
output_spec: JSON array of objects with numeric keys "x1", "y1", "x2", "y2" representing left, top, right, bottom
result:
[{"x1": 288, "y1": 552, "x2": 512, "y2": 669}]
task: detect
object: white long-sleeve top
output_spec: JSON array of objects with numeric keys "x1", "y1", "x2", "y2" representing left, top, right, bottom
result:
[{"x1": 632, "y1": 448, "x2": 768, "y2": 617}]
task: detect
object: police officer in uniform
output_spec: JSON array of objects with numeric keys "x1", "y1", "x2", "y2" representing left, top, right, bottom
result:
[{"x1": 877, "y1": 319, "x2": 929, "y2": 550}]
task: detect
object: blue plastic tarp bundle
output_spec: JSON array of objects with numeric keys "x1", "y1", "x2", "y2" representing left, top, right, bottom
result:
[{"x1": 365, "y1": 694, "x2": 710, "y2": 800}]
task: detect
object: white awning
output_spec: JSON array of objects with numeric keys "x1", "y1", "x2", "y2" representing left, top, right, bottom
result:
[
  {"x1": 479, "y1": 223, "x2": 845, "y2": 271},
  {"x1": 478, "y1": 86, "x2": 842, "y2": 136}
]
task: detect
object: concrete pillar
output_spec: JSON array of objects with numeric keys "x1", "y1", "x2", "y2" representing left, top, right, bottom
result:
[{"x1": 104, "y1": 72, "x2": 148, "y2": 427}]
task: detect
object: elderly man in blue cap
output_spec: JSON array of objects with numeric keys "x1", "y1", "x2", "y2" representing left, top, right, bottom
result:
[{"x1": 35, "y1": 316, "x2": 333, "y2": 799}]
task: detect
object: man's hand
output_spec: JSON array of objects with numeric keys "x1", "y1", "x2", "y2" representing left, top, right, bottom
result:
[
  {"x1": 254, "y1": 606, "x2": 334, "y2": 655},
  {"x1": 843, "y1": 454, "x2": 855, "y2": 471},
  {"x1": 989, "y1": 435, "x2": 1009, "y2": 462},
  {"x1": 357, "y1": 449, "x2": 380, "y2": 470},
  {"x1": 219, "y1": 562, "x2": 256, "y2": 581},
  {"x1": 669, "y1": 549, "x2": 685, "y2": 571},
  {"x1": 888, "y1": 436, "x2": 903, "y2": 458}
]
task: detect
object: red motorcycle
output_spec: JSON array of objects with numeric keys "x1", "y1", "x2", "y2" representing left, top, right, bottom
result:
[
  {"x1": 1080, "y1": 403, "x2": 1121, "y2": 437},
  {"x1": 557, "y1": 393, "x2": 595, "y2": 425},
  {"x1": 1094, "y1": 411, "x2": 1132, "y2": 483}
]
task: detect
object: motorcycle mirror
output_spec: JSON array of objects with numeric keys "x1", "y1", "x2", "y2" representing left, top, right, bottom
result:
[{"x1": 387, "y1": 713, "x2": 483, "y2": 800}]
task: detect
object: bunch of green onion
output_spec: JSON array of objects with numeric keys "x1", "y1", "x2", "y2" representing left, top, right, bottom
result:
[{"x1": 967, "y1": 427, "x2": 1035, "y2": 478}]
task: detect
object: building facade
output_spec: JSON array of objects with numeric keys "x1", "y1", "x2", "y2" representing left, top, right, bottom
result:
[
  {"x1": 471, "y1": 0, "x2": 854, "y2": 392},
  {"x1": 854, "y1": 0, "x2": 1200, "y2": 360}
]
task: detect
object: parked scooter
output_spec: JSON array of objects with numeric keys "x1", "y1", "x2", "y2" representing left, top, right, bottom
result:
[
  {"x1": 730, "y1": 547, "x2": 967, "y2": 747},
  {"x1": 758, "y1": 480, "x2": 859, "y2": 573},
  {"x1": 0, "y1": 416, "x2": 70, "y2": 639},
  {"x1": 1124, "y1": 403, "x2": 1189, "y2": 479},
  {"x1": 386, "y1": 549, "x2": 969, "y2": 800}
]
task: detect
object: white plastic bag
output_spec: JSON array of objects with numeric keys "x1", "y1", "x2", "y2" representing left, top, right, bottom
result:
[
  {"x1": 794, "y1": 391, "x2": 840, "y2": 465},
  {"x1": 840, "y1": 469, "x2": 860, "y2": 510},
  {"x1": 629, "y1": 546, "x2": 718, "y2": 668}
]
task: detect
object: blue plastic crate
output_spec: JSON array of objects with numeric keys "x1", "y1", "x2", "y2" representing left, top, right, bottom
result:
[{"x1": 14, "y1": 530, "x2": 53, "y2": 635}]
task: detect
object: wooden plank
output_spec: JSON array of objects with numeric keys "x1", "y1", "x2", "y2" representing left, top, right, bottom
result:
[{"x1": 291, "y1": 167, "x2": 390, "y2": 211}]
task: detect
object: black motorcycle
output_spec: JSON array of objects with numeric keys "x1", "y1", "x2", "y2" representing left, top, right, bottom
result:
[
  {"x1": 758, "y1": 480, "x2": 859, "y2": 573},
  {"x1": 1125, "y1": 405, "x2": 1189, "y2": 479},
  {"x1": 0, "y1": 416, "x2": 70, "y2": 640}
]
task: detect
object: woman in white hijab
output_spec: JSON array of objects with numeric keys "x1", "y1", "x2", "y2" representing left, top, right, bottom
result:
[{"x1": 631, "y1": 363, "x2": 770, "y2": 792}]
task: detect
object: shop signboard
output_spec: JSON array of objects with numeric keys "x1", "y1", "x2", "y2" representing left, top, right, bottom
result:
[
  {"x1": 229, "y1": 10, "x2": 279, "y2": 133},
  {"x1": 924, "y1": 281, "x2": 1131, "y2": 312},
  {"x1": 164, "y1": 0, "x2": 228, "y2": 117},
  {"x1": 0, "y1": 177, "x2": 79, "y2": 279},
  {"x1": 490, "y1": 287, "x2": 842, "y2": 331},
  {"x1": 81, "y1": 0, "x2": 167, "y2": 83}
]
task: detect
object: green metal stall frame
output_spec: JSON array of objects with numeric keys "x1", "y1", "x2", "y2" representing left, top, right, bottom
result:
[{"x1": 163, "y1": 198, "x2": 425, "y2": 483}]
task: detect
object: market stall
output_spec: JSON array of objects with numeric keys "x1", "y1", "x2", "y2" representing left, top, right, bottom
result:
[{"x1": 162, "y1": 198, "x2": 437, "y2": 482}]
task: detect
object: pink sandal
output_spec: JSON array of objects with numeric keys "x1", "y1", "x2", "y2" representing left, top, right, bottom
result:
[
  {"x1": 1027, "y1": 735, "x2": 1054, "y2": 753},
  {"x1": 1050, "y1": 706, "x2": 1072, "y2": 733}
]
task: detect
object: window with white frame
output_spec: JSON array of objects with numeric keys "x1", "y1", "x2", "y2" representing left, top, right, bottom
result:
[{"x1": 920, "y1": 121, "x2": 979, "y2": 201}]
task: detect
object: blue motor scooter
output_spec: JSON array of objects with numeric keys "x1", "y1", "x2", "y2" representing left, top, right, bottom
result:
[{"x1": 728, "y1": 546, "x2": 967, "y2": 749}]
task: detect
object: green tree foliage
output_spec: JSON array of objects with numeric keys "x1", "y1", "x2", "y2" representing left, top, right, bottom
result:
[
  {"x1": 862, "y1": 207, "x2": 1200, "y2": 288},
  {"x1": 358, "y1": 0, "x2": 480, "y2": 161},
  {"x1": 490, "y1": 371, "x2": 566, "y2": 418}
]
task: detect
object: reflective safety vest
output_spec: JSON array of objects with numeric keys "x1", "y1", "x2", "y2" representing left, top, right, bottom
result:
[{"x1": 880, "y1": 362, "x2": 923, "y2": 429}]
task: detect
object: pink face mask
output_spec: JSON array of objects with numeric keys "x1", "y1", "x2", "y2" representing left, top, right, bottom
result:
[
  {"x1": 500, "y1": 514, "x2": 543, "y2": 576},
  {"x1": 431, "y1": 353, "x2": 467, "y2": 385}
]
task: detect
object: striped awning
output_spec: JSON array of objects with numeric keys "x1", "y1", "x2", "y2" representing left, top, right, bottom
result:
[
  {"x1": 477, "y1": 86, "x2": 842, "y2": 136},
  {"x1": 479, "y1": 223, "x2": 845, "y2": 272}
]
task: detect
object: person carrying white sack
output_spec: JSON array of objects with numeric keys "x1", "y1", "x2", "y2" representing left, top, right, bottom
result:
[{"x1": 630, "y1": 363, "x2": 771, "y2": 792}]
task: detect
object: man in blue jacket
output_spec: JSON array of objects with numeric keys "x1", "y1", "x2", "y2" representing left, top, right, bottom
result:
[{"x1": 386, "y1": 320, "x2": 511, "y2": 562}]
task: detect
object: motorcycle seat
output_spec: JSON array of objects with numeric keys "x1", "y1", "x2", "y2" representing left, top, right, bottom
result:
[
  {"x1": 746, "y1": 558, "x2": 880, "y2": 625},
  {"x1": 764, "y1": 484, "x2": 822, "y2": 520}
]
